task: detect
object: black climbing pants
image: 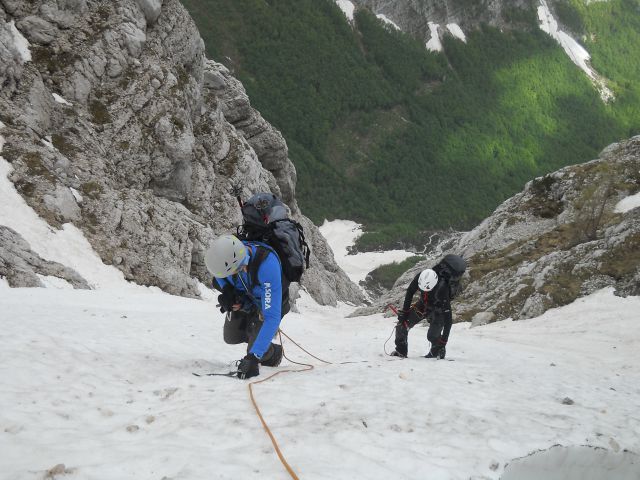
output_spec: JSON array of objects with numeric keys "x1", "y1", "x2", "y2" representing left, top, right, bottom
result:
[
  {"x1": 223, "y1": 309, "x2": 279, "y2": 364},
  {"x1": 394, "y1": 307, "x2": 453, "y2": 355}
]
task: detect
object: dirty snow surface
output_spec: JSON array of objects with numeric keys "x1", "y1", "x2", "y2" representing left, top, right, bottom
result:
[{"x1": 1, "y1": 222, "x2": 640, "y2": 479}]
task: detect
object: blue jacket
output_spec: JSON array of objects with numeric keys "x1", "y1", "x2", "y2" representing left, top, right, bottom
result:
[{"x1": 215, "y1": 242, "x2": 283, "y2": 359}]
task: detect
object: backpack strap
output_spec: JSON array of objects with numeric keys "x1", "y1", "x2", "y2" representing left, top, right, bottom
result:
[
  {"x1": 246, "y1": 243, "x2": 291, "y2": 316},
  {"x1": 248, "y1": 244, "x2": 271, "y2": 287}
]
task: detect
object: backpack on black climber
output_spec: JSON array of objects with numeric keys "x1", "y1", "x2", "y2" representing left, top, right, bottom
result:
[
  {"x1": 434, "y1": 254, "x2": 467, "y2": 299},
  {"x1": 236, "y1": 192, "x2": 311, "y2": 284}
]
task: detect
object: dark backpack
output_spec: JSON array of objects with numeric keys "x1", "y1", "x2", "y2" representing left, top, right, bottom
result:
[
  {"x1": 236, "y1": 193, "x2": 311, "y2": 283},
  {"x1": 434, "y1": 254, "x2": 467, "y2": 299}
]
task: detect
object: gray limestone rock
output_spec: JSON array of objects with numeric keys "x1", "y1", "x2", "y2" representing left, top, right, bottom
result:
[
  {"x1": 349, "y1": 0, "x2": 534, "y2": 46},
  {"x1": 0, "y1": 1, "x2": 363, "y2": 306},
  {"x1": 353, "y1": 136, "x2": 640, "y2": 321},
  {"x1": 204, "y1": 60, "x2": 298, "y2": 210},
  {"x1": 470, "y1": 311, "x2": 496, "y2": 328},
  {"x1": 16, "y1": 15, "x2": 57, "y2": 45},
  {"x1": 135, "y1": 0, "x2": 163, "y2": 26},
  {"x1": 0, "y1": 226, "x2": 89, "y2": 289},
  {"x1": 42, "y1": 184, "x2": 82, "y2": 223}
]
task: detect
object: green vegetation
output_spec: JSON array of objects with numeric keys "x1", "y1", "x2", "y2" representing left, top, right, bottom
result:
[
  {"x1": 566, "y1": 0, "x2": 640, "y2": 134},
  {"x1": 363, "y1": 255, "x2": 425, "y2": 293},
  {"x1": 554, "y1": 1, "x2": 585, "y2": 34},
  {"x1": 182, "y1": 0, "x2": 639, "y2": 250}
]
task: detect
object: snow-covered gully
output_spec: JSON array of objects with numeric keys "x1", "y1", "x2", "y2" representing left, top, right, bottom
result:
[{"x1": 1, "y1": 223, "x2": 639, "y2": 479}]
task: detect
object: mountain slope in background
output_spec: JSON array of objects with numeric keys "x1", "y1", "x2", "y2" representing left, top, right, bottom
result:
[{"x1": 182, "y1": 0, "x2": 640, "y2": 249}]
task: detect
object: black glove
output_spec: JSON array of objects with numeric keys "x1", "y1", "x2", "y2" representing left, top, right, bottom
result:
[
  {"x1": 397, "y1": 310, "x2": 408, "y2": 322},
  {"x1": 217, "y1": 285, "x2": 236, "y2": 313},
  {"x1": 237, "y1": 354, "x2": 260, "y2": 380}
]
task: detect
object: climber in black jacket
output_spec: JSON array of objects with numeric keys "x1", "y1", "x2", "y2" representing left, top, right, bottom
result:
[{"x1": 391, "y1": 258, "x2": 463, "y2": 359}]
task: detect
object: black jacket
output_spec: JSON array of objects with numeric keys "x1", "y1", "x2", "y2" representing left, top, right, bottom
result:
[{"x1": 401, "y1": 270, "x2": 452, "y2": 314}]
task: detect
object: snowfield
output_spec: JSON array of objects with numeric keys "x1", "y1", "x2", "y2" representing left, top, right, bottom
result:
[
  {"x1": 1, "y1": 217, "x2": 639, "y2": 479},
  {"x1": 319, "y1": 219, "x2": 415, "y2": 288}
]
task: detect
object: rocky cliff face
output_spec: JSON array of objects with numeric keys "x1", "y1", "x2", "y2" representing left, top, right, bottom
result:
[
  {"x1": 0, "y1": 0, "x2": 364, "y2": 305},
  {"x1": 354, "y1": 136, "x2": 640, "y2": 322},
  {"x1": 349, "y1": 0, "x2": 535, "y2": 44}
]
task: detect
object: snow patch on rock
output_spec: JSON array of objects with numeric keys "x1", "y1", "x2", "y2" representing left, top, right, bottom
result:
[
  {"x1": 377, "y1": 14, "x2": 401, "y2": 30},
  {"x1": 446, "y1": 23, "x2": 466, "y2": 42},
  {"x1": 335, "y1": 0, "x2": 355, "y2": 21},
  {"x1": 70, "y1": 187, "x2": 83, "y2": 203},
  {"x1": 426, "y1": 22, "x2": 442, "y2": 51},
  {"x1": 52, "y1": 93, "x2": 73, "y2": 106},
  {"x1": 614, "y1": 191, "x2": 640, "y2": 213},
  {"x1": 537, "y1": 0, "x2": 614, "y2": 102},
  {"x1": 0, "y1": 158, "x2": 137, "y2": 290},
  {"x1": 8, "y1": 21, "x2": 31, "y2": 63}
]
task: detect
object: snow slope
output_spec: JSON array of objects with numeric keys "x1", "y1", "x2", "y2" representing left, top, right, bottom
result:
[
  {"x1": 2, "y1": 212, "x2": 640, "y2": 479},
  {"x1": 319, "y1": 219, "x2": 415, "y2": 286}
]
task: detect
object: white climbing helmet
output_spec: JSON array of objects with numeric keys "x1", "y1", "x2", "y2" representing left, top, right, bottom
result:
[
  {"x1": 418, "y1": 268, "x2": 438, "y2": 291},
  {"x1": 205, "y1": 234, "x2": 248, "y2": 278}
]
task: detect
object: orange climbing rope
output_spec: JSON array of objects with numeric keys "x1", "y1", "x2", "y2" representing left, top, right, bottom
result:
[
  {"x1": 246, "y1": 329, "x2": 321, "y2": 480},
  {"x1": 246, "y1": 329, "x2": 372, "y2": 479}
]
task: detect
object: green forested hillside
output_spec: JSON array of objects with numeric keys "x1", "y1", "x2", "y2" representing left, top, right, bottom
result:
[{"x1": 181, "y1": 0, "x2": 640, "y2": 249}]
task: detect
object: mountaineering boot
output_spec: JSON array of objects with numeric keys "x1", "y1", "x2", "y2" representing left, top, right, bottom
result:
[
  {"x1": 438, "y1": 346, "x2": 446, "y2": 359},
  {"x1": 260, "y1": 343, "x2": 283, "y2": 367},
  {"x1": 424, "y1": 345, "x2": 442, "y2": 359},
  {"x1": 390, "y1": 341, "x2": 408, "y2": 358}
]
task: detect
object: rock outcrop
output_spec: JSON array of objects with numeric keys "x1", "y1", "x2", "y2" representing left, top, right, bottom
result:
[
  {"x1": 0, "y1": 0, "x2": 364, "y2": 305},
  {"x1": 349, "y1": 0, "x2": 535, "y2": 43},
  {"x1": 0, "y1": 225, "x2": 89, "y2": 288},
  {"x1": 354, "y1": 136, "x2": 640, "y2": 321}
]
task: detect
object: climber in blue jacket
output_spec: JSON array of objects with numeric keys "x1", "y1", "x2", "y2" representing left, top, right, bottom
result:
[{"x1": 205, "y1": 234, "x2": 288, "y2": 379}]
